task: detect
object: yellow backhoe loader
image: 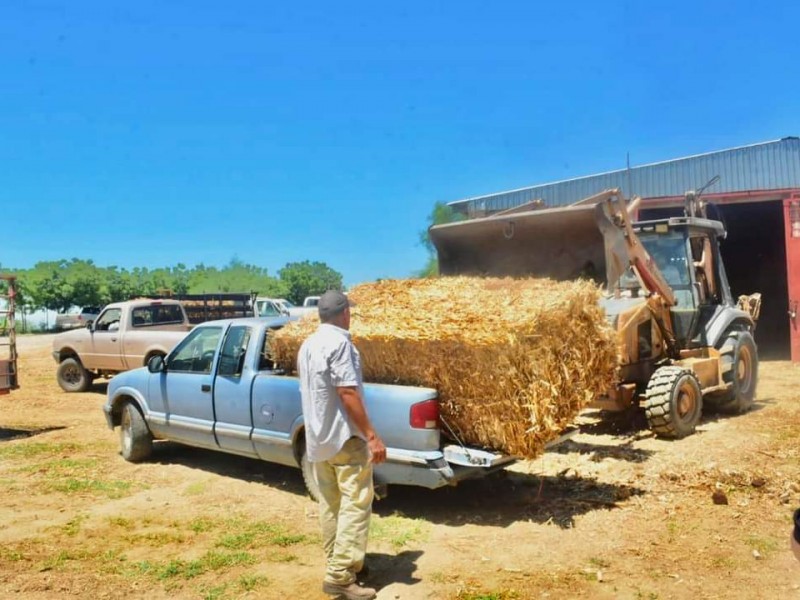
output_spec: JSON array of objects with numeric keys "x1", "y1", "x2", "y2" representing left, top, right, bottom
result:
[{"x1": 430, "y1": 188, "x2": 760, "y2": 438}]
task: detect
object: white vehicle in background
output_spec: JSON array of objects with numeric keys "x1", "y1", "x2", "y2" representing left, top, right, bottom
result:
[
  {"x1": 286, "y1": 295, "x2": 322, "y2": 319},
  {"x1": 55, "y1": 305, "x2": 103, "y2": 330},
  {"x1": 79, "y1": 306, "x2": 102, "y2": 325},
  {"x1": 302, "y1": 295, "x2": 320, "y2": 308}
]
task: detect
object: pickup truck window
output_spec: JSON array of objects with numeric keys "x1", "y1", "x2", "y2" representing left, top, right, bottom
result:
[
  {"x1": 131, "y1": 304, "x2": 185, "y2": 327},
  {"x1": 256, "y1": 300, "x2": 282, "y2": 317},
  {"x1": 168, "y1": 327, "x2": 223, "y2": 373},
  {"x1": 95, "y1": 308, "x2": 122, "y2": 332},
  {"x1": 258, "y1": 331, "x2": 278, "y2": 371},
  {"x1": 218, "y1": 326, "x2": 252, "y2": 377}
]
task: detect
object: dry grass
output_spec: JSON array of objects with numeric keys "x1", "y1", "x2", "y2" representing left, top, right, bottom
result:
[{"x1": 269, "y1": 277, "x2": 618, "y2": 458}]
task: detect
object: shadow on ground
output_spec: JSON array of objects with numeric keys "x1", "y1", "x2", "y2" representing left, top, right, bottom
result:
[
  {"x1": 85, "y1": 382, "x2": 109, "y2": 395},
  {"x1": 144, "y1": 441, "x2": 643, "y2": 529},
  {"x1": 376, "y1": 470, "x2": 643, "y2": 529},
  {"x1": 0, "y1": 425, "x2": 66, "y2": 442},
  {"x1": 578, "y1": 399, "x2": 767, "y2": 439},
  {"x1": 364, "y1": 550, "x2": 423, "y2": 590},
  {"x1": 554, "y1": 438, "x2": 655, "y2": 463},
  {"x1": 149, "y1": 441, "x2": 310, "y2": 497}
]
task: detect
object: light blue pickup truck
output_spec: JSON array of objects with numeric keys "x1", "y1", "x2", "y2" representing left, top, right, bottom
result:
[{"x1": 103, "y1": 318, "x2": 515, "y2": 499}]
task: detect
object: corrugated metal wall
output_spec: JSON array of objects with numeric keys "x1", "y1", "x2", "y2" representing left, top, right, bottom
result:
[{"x1": 450, "y1": 137, "x2": 800, "y2": 216}]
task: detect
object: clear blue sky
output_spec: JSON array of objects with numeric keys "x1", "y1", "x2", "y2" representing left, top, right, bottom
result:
[{"x1": 3, "y1": 1, "x2": 799, "y2": 286}]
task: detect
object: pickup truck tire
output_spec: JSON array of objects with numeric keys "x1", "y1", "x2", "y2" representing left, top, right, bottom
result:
[
  {"x1": 299, "y1": 442, "x2": 321, "y2": 503},
  {"x1": 56, "y1": 358, "x2": 92, "y2": 393},
  {"x1": 705, "y1": 330, "x2": 758, "y2": 414},
  {"x1": 120, "y1": 401, "x2": 153, "y2": 462},
  {"x1": 644, "y1": 366, "x2": 702, "y2": 439}
]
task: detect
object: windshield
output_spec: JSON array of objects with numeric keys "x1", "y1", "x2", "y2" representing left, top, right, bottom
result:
[
  {"x1": 617, "y1": 232, "x2": 690, "y2": 291},
  {"x1": 256, "y1": 300, "x2": 281, "y2": 317},
  {"x1": 641, "y1": 233, "x2": 690, "y2": 287}
]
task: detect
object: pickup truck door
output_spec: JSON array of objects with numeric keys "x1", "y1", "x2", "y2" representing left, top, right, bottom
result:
[
  {"x1": 212, "y1": 324, "x2": 259, "y2": 457},
  {"x1": 151, "y1": 326, "x2": 224, "y2": 450},
  {"x1": 85, "y1": 307, "x2": 124, "y2": 370}
]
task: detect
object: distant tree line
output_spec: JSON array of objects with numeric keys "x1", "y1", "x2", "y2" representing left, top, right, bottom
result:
[{"x1": 1, "y1": 258, "x2": 343, "y2": 314}]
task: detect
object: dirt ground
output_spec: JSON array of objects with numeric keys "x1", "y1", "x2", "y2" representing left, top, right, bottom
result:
[{"x1": 1, "y1": 334, "x2": 800, "y2": 600}]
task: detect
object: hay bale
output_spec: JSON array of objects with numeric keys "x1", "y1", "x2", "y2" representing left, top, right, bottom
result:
[{"x1": 269, "y1": 277, "x2": 618, "y2": 459}]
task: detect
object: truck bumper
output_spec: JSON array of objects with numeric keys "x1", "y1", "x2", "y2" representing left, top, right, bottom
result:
[
  {"x1": 51, "y1": 351, "x2": 60, "y2": 364},
  {"x1": 376, "y1": 446, "x2": 517, "y2": 491}
]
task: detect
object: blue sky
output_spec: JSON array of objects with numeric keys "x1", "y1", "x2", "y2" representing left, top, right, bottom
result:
[{"x1": 3, "y1": 1, "x2": 800, "y2": 286}]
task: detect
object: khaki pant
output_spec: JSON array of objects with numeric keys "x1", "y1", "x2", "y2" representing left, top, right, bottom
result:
[{"x1": 313, "y1": 436, "x2": 374, "y2": 585}]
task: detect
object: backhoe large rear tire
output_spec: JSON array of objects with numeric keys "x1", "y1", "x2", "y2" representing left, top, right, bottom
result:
[
  {"x1": 706, "y1": 330, "x2": 758, "y2": 414},
  {"x1": 644, "y1": 366, "x2": 702, "y2": 439}
]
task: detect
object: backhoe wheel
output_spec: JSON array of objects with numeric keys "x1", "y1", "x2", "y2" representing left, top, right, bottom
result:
[
  {"x1": 706, "y1": 330, "x2": 758, "y2": 414},
  {"x1": 644, "y1": 366, "x2": 703, "y2": 439},
  {"x1": 120, "y1": 401, "x2": 153, "y2": 462},
  {"x1": 56, "y1": 358, "x2": 92, "y2": 393}
]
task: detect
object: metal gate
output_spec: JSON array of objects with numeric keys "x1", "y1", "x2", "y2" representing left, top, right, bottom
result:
[{"x1": 0, "y1": 274, "x2": 18, "y2": 394}]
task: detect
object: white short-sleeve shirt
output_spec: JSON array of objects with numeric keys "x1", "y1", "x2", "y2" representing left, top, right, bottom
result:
[{"x1": 297, "y1": 323, "x2": 365, "y2": 462}]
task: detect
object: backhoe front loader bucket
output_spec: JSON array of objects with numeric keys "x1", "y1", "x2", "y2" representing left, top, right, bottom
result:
[{"x1": 430, "y1": 204, "x2": 607, "y2": 282}]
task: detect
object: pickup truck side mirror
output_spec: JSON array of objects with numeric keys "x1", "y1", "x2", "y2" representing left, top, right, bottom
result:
[
  {"x1": 147, "y1": 355, "x2": 166, "y2": 373},
  {"x1": 86, "y1": 321, "x2": 93, "y2": 330}
]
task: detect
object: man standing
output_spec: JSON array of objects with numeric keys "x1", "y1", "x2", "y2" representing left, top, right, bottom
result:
[{"x1": 298, "y1": 290, "x2": 387, "y2": 600}]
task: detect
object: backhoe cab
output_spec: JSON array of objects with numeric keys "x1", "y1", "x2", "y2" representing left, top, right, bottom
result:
[{"x1": 430, "y1": 187, "x2": 760, "y2": 438}]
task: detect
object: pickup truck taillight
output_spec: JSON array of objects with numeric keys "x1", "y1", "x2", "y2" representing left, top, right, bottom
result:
[{"x1": 409, "y1": 399, "x2": 439, "y2": 429}]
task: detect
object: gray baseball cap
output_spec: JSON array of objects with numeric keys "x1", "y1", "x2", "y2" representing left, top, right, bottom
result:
[{"x1": 318, "y1": 290, "x2": 353, "y2": 320}]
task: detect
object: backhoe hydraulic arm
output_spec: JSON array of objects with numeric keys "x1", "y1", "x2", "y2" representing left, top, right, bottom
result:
[
  {"x1": 594, "y1": 190, "x2": 679, "y2": 357},
  {"x1": 594, "y1": 190, "x2": 677, "y2": 306}
]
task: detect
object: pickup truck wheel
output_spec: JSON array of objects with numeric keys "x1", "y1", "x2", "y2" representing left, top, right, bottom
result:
[
  {"x1": 120, "y1": 401, "x2": 153, "y2": 462},
  {"x1": 56, "y1": 358, "x2": 92, "y2": 393},
  {"x1": 706, "y1": 330, "x2": 758, "y2": 414},
  {"x1": 299, "y1": 443, "x2": 321, "y2": 503},
  {"x1": 644, "y1": 366, "x2": 702, "y2": 439}
]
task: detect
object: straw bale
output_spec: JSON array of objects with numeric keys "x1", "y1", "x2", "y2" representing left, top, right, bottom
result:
[{"x1": 269, "y1": 277, "x2": 618, "y2": 459}]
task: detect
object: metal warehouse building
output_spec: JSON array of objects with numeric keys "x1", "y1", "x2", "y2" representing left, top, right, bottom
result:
[{"x1": 447, "y1": 137, "x2": 800, "y2": 361}]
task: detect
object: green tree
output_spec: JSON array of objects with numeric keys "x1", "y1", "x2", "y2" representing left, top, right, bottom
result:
[
  {"x1": 188, "y1": 257, "x2": 287, "y2": 297},
  {"x1": 6, "y1": 258, "x2": 341, "y2": 314},
  {"x1": 64, "y1": 259, "x2": 104, "y2": 307},
  {"x1": 417, "y1": 202, "x2": 465, "y2": 277},
  {"x1": 278, "y1": 261, "x2": 343, "y2": 305},
  {"x1": 103, "y1": 267, "x2": 135, "y2": 304},
  {"x1": 26, "y1": 260, "x2": 74, "y2": 312}
]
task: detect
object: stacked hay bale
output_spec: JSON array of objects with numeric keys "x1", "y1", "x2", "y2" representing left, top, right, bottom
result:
[{"x1": 269, "y1": 277, "x2": 618, "y2": 459}]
